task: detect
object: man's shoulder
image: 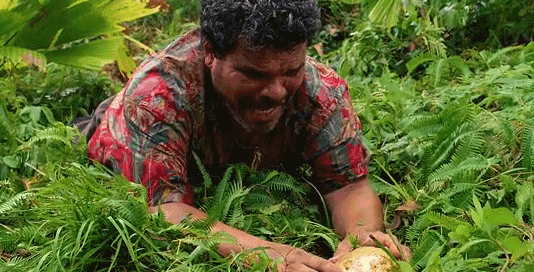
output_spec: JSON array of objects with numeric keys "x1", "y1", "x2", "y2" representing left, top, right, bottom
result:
[
  {"x1": 123, "y1": 29, "x2": 205, "y2": 110},
  {"x1": 300, "y1": 57, "x2": 350, "y2": 115}
]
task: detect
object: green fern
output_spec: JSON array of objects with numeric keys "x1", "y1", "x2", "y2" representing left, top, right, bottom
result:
[
  {"x1": 19, "y1": 125, "x2": 74, "y2": 151},
  {"x1": 426, "y1": 211, "x2": 472, "y2": 231},
  {"x1": 428, "y1": 156, "x2": 498, "y2": 184},
  {"x1": 411, "y1": 229, "x2": 445, "y2": 271},
  {"x1": 0, "y1": 101, "x2": 18, "y2": 152},
  {"x1": 413, "y1": 100, "x2": 488, "y2": 191},
  {"x1": 0, "y1": 191, "x2": 33, "y2": 215},
  {"x1": 406, "y1": 215, "x2": 430, "y2": 244},
  {"x1": 406, "y1": 52, "x2": 438, "y2": 75},
  {"x1": 520, "y1": 120, "x2": 534, "y2": 171},
  {"x1": 206, "y1": 165, "x2": 235, "y2": 222}
]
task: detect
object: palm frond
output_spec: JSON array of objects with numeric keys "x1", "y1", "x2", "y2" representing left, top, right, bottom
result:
[{"x1": 368, "y1": 0, "x2": 402, "y2": 28}]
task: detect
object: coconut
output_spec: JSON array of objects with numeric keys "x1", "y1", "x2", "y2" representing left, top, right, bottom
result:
[{"x1": 335, "y1": 246, "x2": 397, "y2": 272}]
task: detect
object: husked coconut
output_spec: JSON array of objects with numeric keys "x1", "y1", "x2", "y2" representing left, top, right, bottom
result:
[{"x1": 335, "y1": 246, "x2": 397, "y2": 272}]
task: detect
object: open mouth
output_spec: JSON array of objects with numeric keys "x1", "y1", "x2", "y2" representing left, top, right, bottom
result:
[
  {"x1": 253, "y1": 105, "x2": 280, "y2": 116},
  {"x1": 247, "y1": 104, "x2": 282, "y2": 121}
]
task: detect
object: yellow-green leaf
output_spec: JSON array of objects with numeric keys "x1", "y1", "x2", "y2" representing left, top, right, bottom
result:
[
  {"x1": 45, "y1": 36, "x2": 124, "y2": 71},
  {"x1": 0, "y1": 46, "x2": 47, "y2": 71},
  {"x1": 503, "y1": 236, "x2": 529, "y2": 262},
  {"x1": 369, "y1": 0, "x2": 402, "y2": 28}
]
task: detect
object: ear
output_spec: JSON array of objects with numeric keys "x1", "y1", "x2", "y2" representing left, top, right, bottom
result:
[{"x1": 203, "y1": 42, "x2": 215, "y2": 68}]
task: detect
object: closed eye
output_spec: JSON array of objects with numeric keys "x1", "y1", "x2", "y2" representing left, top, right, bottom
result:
[
  {"x1": 239, "y1": 68, "x2": 267, "y2": 79},
  {"x1": 284, "y1": 68, "x2": 302, "y2": 77}
]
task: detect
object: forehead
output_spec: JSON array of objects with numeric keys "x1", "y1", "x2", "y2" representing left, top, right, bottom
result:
[{"x1": 228, "y1": 42, "x2": 307, "y2": 70}]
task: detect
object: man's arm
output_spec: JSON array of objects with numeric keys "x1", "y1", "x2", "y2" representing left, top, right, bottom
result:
[
  {"x1": 324, "y1": 178, "x2": 383, "y2": 238},
  {"x1": 149, "y1": 202, "x2": 268, "y2": 256},
  {"x1": 150, "y1": 202, "x2": 343, "y2": 272},
  {"x1": 324, "y1": 178, "x2": 410, "y2": 260}
]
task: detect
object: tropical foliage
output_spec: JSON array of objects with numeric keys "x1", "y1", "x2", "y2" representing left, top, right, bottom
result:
[
  {"x1": 1, "y1": 0, "x2": 534, "y2": 271},
  {"x1": 0, "y1": 0, "x2": 161, "y2": 73}
]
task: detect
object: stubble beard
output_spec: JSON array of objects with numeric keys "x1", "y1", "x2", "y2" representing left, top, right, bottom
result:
[{"x1": 223, "y1": 99, "x2": 282, "y2": 134}]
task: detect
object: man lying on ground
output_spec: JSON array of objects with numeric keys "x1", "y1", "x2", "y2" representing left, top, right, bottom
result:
[{"x1": 78, "y1": 0, "x2": 411, "y2": 271}]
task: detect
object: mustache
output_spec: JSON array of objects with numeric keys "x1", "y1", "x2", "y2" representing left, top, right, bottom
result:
[{"x1": 238, "y1": 94, "x2": 294, "y2": 110}]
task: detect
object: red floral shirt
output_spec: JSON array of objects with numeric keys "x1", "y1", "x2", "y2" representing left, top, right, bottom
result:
[{"x1": 87, "y1": 30, "x2": 369, "y2": 206}]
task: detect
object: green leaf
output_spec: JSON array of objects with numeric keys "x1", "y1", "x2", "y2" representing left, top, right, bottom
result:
[
  {"x1": 0, "y1": 46, "x2": 47, "y2": 70},
  {"x1": 449, "y1": 224, "x2": 472, "y2": 244},
  {"x1": 503, "y1": 236, "x2": 529, "y2": 262},
  {"x1": 259, "y1": 203, "x2": 284, "y2": 215},
  {"x1": 515, "y1": 181, "x2": 534, "y2": 219},
  {"x1": 3, "y1": 155, "x2": 20, "y2": 168},
  {"x1": 3, "y1": 0, "x2": 159, "y2": 71},
  {"x1": 406, "y1": 53, "x2": 437, "y2": 75},
  {"x1": 369, "y1": 0, "x2": 402, "y2": 28},
  {"x1": 45, "y1": 36, "x2": 126, "y2": 70},
  {"x1": 12, "y1": 1, "x2": 121, "y2": 50},
  {"x1": 96, "y1": 0, "x2": 160, "y2": 25},
  {"x1": 483, "y1": 207, "x2": 520, "y2": 226},
  {"x1": 0, "y1": 0, "x2": 15, "y2": 9},
  {"x1": 399, "y1": 261, "x2": 415, "y2": 272},
  {"x1": 470, "y1": 195, "x2": 484, "y2": 228}
]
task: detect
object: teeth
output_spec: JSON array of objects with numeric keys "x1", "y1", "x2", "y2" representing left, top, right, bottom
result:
[{"x1": 255, "y1": 107, "x2": 276, "y2": 115}]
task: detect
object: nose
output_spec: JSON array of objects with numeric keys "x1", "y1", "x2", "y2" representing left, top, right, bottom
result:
[{"x1": 260, "y1": 77, "x2": 287, "y2": 104}]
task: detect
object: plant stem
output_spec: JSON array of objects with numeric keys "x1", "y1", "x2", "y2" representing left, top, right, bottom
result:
[{"x1": 374, "y1": 158, "x2": 412, "y2": 202}]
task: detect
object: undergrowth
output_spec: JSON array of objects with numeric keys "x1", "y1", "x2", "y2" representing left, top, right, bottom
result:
[{"x1": 1, "y1": 0, "x2": 534, "y2": 271}]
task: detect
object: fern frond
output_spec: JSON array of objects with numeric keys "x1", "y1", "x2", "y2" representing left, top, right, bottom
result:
[
  {"x1": 419, "y1": 101, "x2": 480, "y2": 185},
  {"x1": 0, "y1": 191, "x2": 33, "y2": 215},
  {"x1": 404, "y1": 114, "x2": 442, "y2": 137},
  {"x1": 428, "y1": 155, "x2": 498, "y2": 183},
  {"x1": 220, "y1": 182, "x2": 248, "y2": 224},
  {"x1": 406, "y1": 53, "x2": 437, "y2": 75},
  {"x1": 447, "y1": 56, "x2": 472, "y2": 77},
  {"x1": 445, "y1": 182, "x2": 485, "y2": 210},
  {"x1": 100, "y1": 198, "x2": 150, "y2": 228},
  {"x1": 264, "y1": 175, "x2": 302, "y2": 195},
  {"x1": 406, "y1": 215, "x2": 430, "y2": 244},
  {"x1": 207, "y1": 165, "x2": 234, "y2": 221},
  {"x1": 368, "y1": 0, "x2": 402, "y2": 28},
  {"x1": 520, "y1": 120, "x2": 534, "y2": 171},
  {"x1": 19, "y1": 126, "x2": 73, "y2": 150},
  {"x1": 449, "y1": 129, "x2": 486, "y2": 165},
  {"x1": 411, "y1": 229, "x2": 445, "y2": 270},
  {"x1": 426, "y1": 211, "x2": 472, "y2": 231},
  {"x1": 192, "y1": 151, "x2": 212, "y2": 188},
  {"x1": 429, "y1": 58, "x2": 448, "y2": 86}
]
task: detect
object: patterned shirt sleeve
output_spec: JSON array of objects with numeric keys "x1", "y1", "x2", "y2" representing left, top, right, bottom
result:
[
  {"x1": 302, "y1": 60, "x2": 370, "y2": 195},
  {"x1": 87, "y1": 68, "x2": 193, "y2": 206}
]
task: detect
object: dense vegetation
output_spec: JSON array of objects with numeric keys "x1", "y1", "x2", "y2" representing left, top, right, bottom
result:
[{"x1": 1, "y1": 0, "x2": 533, "y2": 271}]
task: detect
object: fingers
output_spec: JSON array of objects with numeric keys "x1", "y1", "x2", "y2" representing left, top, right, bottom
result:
[
  {"x1": 305, "y1": 257, "x2": 344, "y2": 272},
  {"x1": 330, "y1": 238, "x2": 352, "y2": 261},
  {"x1": 400, "y1": 243, "x2": 412, "y2": 261},
  {"x1": 277, "y1": 247, "x2": 343, "y2": 272},
  {"x1": 362, "y1": 231, "x2": 411, "y2": 261}
]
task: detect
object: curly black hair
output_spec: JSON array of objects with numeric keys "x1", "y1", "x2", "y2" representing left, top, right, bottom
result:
[{"x1": 200, "y1": 0, "x2": 321, "y2": 58}]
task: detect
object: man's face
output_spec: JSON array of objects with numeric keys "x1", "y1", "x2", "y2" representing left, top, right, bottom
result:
[{"x1": 205, "y1": 42, "x2": 307, "y2": 133}]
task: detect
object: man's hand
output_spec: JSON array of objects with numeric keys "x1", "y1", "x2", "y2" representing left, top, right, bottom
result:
[
  {"x1": 266, "y1": 242, "x2": 343, "y2": 272},
  {"x1": 330, "y1": 231, "x2": 411, "y2": 263}
]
